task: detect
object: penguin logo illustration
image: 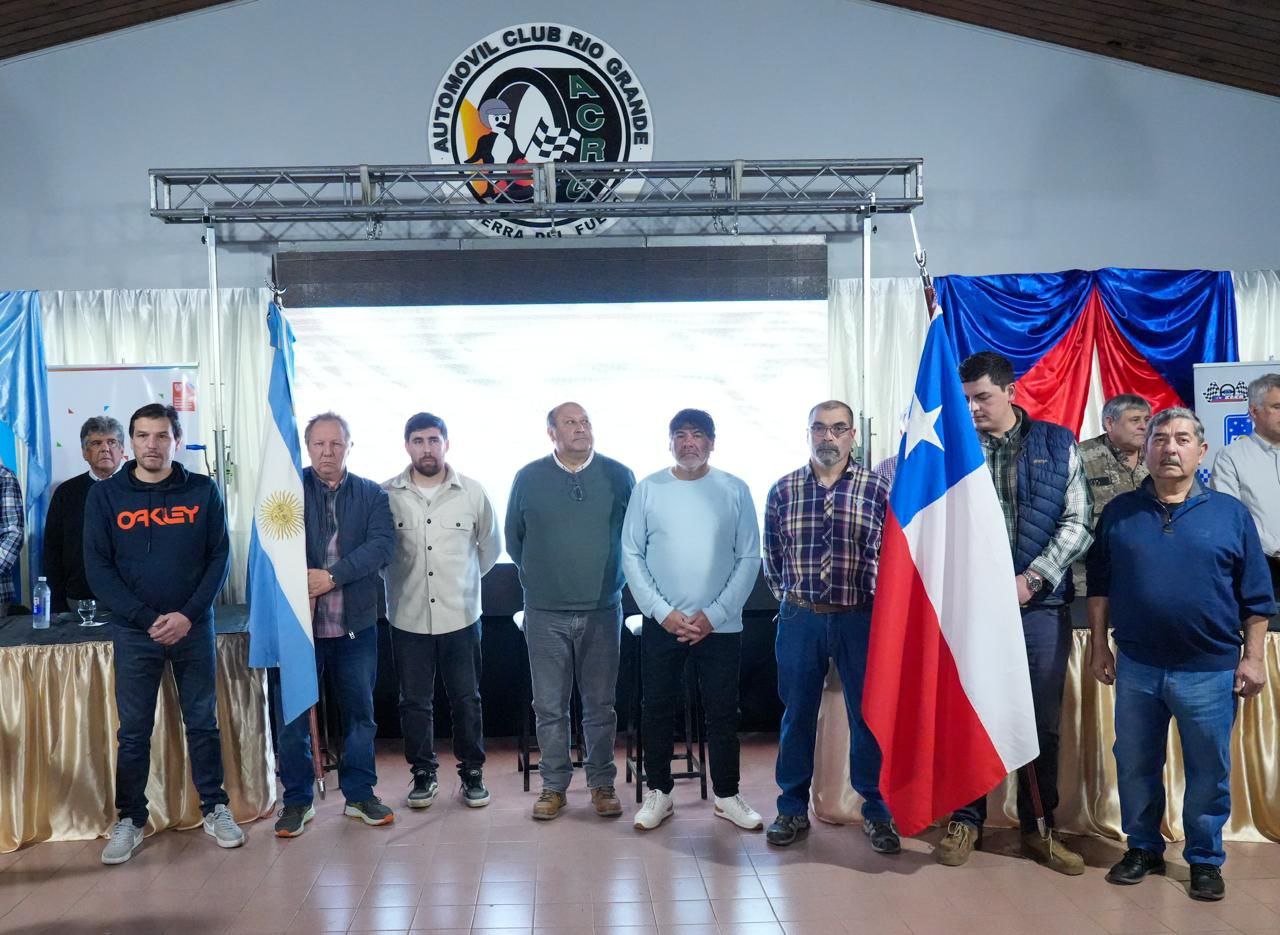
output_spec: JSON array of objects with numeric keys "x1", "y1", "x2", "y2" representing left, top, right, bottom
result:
[{"x1": 429, "y1": 23, "x2": 655, "y2": 236}]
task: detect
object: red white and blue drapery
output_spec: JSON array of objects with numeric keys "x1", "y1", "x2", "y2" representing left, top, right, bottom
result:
[{"x1": 934, "y1": 269, "x2": 1239, "y2": 434}]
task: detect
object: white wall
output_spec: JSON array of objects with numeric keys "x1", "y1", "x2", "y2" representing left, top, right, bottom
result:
[{"x1": 2, "y1": 0, "x2": 1278, "y2": 290}]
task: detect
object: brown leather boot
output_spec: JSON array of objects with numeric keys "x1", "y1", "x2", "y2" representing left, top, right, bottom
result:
[
  {"x1": 937, "y1": 821, "x2": 981, "y2": 867},
  {"x1": 1021, "y1": 830, "x2": 1085, "y2": 876},
  {"x1": 590, "y1": 785, "x2": 623, "y2": 817},
  {"x1": 532, "y1": 789, "x2": 567, "y2": 821}
]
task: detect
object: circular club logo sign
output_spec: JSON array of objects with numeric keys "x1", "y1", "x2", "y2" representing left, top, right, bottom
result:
[{"x1": 429, "y1": 23, "x2": 654, "y2": 237}]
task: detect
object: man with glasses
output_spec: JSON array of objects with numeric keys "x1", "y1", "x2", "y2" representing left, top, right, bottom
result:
[
  {"x1": 274, "y1": 412, "x2": 395, "y2": 837},
  {"x1": 383, "y1": 412, "x2": 501, "y2": 810},
  {"x1": 622, "y1": 408, "x2": 763, "y2": 831},
  {"x1": 1212, "y1": 373, "x2": 1280, "y2": 604},
  {"x1": 762, "y1": 400, "x2": 900, "y2": 855},
  {"x1": 506, "y1": 402, "x2": 635, "y2": 821},
  {"x1": 937, "y1": 352, "x2": 1093, "y2": 875},
  {"x1": 44, "y1": 415, "x2": 126, "y2": 611}
]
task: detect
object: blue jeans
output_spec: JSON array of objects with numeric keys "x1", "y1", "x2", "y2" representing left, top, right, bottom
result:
[
  {"x1": 278, "y1": 626, "x2": 379, "y2": 806},
  {"x1": 112, "y1": 621, "x2": 228, "y2": 825},
  {"x1": 524, "y1": 605, "x2": 621, "y2": 792},
  {"x1": 774, "y1": 602, "x2": 890, "y2": 822},
  {"x1": 952, "y1": 605, "x2": 1071, "y2": 832},
  {"x1": 1114, "y1": 653, "x2": 1237, "y2": 867}
]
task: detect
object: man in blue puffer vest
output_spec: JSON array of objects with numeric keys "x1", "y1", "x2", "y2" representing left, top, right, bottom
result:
[{"x1": 935, "y1": 352, "x2": 1094, "y2": 876}]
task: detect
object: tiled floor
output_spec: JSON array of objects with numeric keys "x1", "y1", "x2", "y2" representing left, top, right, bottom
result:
[{"x1": 2, "y1": 738, "x2": 1279, "y2": 934}]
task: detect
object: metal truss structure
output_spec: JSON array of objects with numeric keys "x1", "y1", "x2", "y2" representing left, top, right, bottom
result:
[
  {"x1": 149, "y1": 158, "x2": 923, "y2": 241},
  {"x1": 149, "y1": 156, "x2": 925, "y2": 485}
]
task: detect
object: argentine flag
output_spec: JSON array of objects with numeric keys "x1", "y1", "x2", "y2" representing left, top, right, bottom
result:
[{"x1": 247, "y1": 304, "x2": 317, "y2": 725}]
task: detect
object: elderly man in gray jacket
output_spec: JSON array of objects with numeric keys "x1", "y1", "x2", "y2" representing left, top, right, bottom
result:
[{"x1": 383, "y1": 412, "x2": 501, "y2": 809}]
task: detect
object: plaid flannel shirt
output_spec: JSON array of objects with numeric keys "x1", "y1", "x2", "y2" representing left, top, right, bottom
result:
[
  {"x1": 763, "y1": 459, "x2": 889, "y2": 608},
  {"x1": 980, "y1": 409, "x2": 1093, "y2": 588},
  {"x1": 310, "y1": 473, "x2": 346, "y2": 638},
  {"x1": 0, "y1": 465, "x2": 24, "y2": 605}
]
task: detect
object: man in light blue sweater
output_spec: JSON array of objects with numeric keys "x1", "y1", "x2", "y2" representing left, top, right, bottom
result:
[{"x1": 621, "y1": 408, "x2": 763, "y2": 831}]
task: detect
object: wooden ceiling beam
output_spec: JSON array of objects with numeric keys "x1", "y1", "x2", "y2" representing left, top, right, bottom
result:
[{"x1": 868, "y1": 0, "x2": 1280, "y2": 97}]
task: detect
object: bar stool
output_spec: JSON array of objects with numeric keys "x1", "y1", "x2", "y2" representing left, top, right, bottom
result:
[
  {"x1": 513, "y1": 611, "x2": 586, "y2": 792},
  {"x1": 623, "y1": 614, "x2": 707, "y2": 803}
]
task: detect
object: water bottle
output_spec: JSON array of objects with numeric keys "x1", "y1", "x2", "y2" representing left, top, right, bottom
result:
[{"x1": 32, "y1": 577, "x2": 52, "y2": 630}]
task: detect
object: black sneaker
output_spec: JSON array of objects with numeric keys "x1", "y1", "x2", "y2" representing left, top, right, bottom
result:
[
  {"x1": 1106, "y1": 848, "x2": 1165, "y2": 885},
  {"x1": 461, "y1": 768, "x2": 490, "y2": 808},
  {"x1": 274, "y1": 803, "x2": 315, "y2": 838},
  {"x1": 862, "y1": 818, "x2": 901, "y2": 855},
  {"x1": 1189, "y1": 863, "x2": 1225, "y2": 901},
  {"x1": 765, "y1": 813, "x2": 810, "y2": 847},
  {"x1": 407, "y1": 771, "x2": 438, "y2": 809},
  {"x1": 344, "y1": 796, "x2": 394, "y2": 826}
]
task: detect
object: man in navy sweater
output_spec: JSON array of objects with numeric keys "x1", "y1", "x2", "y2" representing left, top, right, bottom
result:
[
  {"x1": 84, "y1": 403, "x2": 240, "y2": 864},
  {"x1": 1087, "y1": 408, "x2": 1275, "y2": 903}
]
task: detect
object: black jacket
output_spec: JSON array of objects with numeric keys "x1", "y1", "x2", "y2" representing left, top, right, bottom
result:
[
  {"x1": 83, "y1": 461, "x2": 230, "y2": 629},
  {"x1": 303, "y1": 468, "x2": 394, "y2": 636},
  {"x1": 43, "y1": 471, "x2": 98, "y2": 610}
]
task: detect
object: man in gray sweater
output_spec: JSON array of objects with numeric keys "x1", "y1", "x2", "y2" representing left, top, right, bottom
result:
[{"x1": 506, "y1": 402, "x2": 635, "y2": 821}]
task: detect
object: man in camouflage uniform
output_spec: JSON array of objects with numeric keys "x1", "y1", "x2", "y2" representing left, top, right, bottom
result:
[{"x1": 1073, "y1": 394, "x2": 1151, "y2": 595}]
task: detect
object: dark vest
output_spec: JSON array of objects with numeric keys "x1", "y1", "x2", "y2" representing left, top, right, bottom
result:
[{"x1": 1013, "y1": 417, "x2": 1076, "y2": 605}]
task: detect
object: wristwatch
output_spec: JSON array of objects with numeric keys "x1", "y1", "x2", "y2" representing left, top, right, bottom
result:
[{"x1": 1022, "y1": 570, "x2": 1045, "y2": 594}]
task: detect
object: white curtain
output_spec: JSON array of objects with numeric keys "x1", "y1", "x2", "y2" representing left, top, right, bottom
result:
[
  {"x1": 40, "y1": 289, "x2": 272, "y2": 601},
  {"x1": 1232, "y1": 270, "x2": 1280, "y2": 364},
  {"x1": 830, "y1": 278, "x2": 1113, "y2": 446},
  {"x1": 828, "y1": 277, "x2": 931, "y2": 464}
]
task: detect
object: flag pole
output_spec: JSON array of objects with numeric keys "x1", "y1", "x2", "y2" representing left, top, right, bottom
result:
[
  {"x1": 910, "y1": 215, "x2": 1051, "y2": 840},
  {"x1": 308, "y1": 594, "x2": 326, "y2": 797},
  {"x1": 1022, "y1": 761, "x2": 1049, "y2": 840},
  {"x1": 909, "y1": 214, "x2": 937, "y2": 320},
  {"x1": 309, "y1": 706, "x2": 326, "y2": 798}
]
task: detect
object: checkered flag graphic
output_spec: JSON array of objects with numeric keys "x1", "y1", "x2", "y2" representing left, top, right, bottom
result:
[{"x1": 528, "y1": 118, "x2": 581, "y2": 161}]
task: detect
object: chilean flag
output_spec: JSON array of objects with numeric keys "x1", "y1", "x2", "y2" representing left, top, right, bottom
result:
[{"x1": 863, "y1": 310, "x2": 1039, "y2": 837}]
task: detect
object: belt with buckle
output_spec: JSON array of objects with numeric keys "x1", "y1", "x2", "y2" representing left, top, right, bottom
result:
[{"x1": 784, "y1": 595, "x2": 857, "y2": 614}]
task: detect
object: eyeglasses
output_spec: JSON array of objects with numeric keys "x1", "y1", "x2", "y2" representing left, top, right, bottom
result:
[
  {"x1": 809, "y1": 423, "x2": 852, "y2": 439},
  {"x1": 567, "y1": 477, "x2": 584, "y2": 501}
]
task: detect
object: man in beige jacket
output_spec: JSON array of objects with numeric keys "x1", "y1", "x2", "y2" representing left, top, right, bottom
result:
[{"x1": 383, "y1": 412, "x2": 501, "y2": 809}]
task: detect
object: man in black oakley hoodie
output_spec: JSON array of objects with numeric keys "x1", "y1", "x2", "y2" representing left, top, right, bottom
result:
[{"x1": 84, "y1": 403, "x2": 241, "y2": 865}]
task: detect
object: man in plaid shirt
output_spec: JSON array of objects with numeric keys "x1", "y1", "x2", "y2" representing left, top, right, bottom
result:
[
  {"x1": 936, "y1": 351, "x2": 1093, "y2": 875},
  {"x1": 762, "y1": 400, "x2": 899, "y2": 854},
  {"x1": 0, "y1": 462, "x2": 23, "y2": 614}
]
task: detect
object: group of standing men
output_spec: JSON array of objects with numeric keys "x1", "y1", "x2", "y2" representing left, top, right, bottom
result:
[{"x1": 27, "y1": 365, "x2": 1280, "y2": 893}]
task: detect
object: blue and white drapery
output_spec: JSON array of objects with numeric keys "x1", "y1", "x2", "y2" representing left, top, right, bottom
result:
[{"x1": 0, "y1": 291, "x2": 52, "y2": 600}]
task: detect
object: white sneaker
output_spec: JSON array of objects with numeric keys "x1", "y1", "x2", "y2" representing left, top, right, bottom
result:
[
  {"x1": 633, "y1": 789, "x2": 674, "y2": 830},
  {"x1": 715, "y1": 794, "x2": 764, "y2": 830},
  {"x1": 203, "y1": 804, "x2": 246, "y2": 848},
  {"x1": 101, "y1": 819, "x2": 144, "y2": 864}
]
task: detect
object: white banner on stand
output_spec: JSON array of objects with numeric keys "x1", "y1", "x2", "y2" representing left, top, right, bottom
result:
[
  {"x1": 1192, "y1": 361, "x2": 1278, "y2": 483},
  {"x1": 46, "y1": 365, "x2": 205, "y2": 487}
]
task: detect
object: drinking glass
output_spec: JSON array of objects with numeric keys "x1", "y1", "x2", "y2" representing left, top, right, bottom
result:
[{"x1": 76, "y1": 598, "x2": 103, "y2": 627}]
